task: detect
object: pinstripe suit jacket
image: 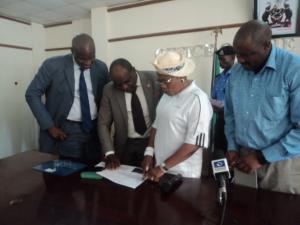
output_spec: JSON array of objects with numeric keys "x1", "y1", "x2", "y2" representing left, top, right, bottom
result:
[{"x1": 25, "y1": 54, "x2": 109, "y2": 152}]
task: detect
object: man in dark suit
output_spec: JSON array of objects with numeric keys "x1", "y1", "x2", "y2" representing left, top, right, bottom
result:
[
  {"x1": 98, "y1": 58, "x2": 160, "y2": 169},
  {"x1": 25, "y1": 33, "x2": 109, "y2": 162}
]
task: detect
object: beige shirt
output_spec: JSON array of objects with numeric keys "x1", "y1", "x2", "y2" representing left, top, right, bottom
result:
[
  {"x1": 125, "y1": 72, "x2": 151, "y2": 138},
  {"x1": 105, "y1": 72, "x2": 152, "y2": 157}
]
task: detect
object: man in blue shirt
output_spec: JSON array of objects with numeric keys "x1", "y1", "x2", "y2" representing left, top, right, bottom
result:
[
  {"x1": 225, "y1": 20, "x2": 300, "y2": 194},
  {"x1": 211, "y1": 45, "x2": 235, "y2": 153}
]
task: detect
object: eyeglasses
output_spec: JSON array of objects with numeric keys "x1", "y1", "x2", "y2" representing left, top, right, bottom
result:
[{"x1": 157, "y1": 77, "x2": 173, "y2": 85}]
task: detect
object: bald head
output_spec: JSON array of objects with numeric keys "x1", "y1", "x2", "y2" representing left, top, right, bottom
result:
[
  {"x1": 72, "y1": 33, "x2": 95, "y2": 53},
  {"x1": 234, "y1": 20, "x2": 272, "y2": 46},
  {"x1": 71, "y1": 33, "x2": 95, "y2": 70},
  {"x1": 109, "y1": 58, "x2": 137, "y2": 93},
  {"x1": 233, "y1": 20, "x2": 272, "y2": 73}
]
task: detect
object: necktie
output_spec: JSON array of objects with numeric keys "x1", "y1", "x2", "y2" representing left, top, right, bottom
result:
[
  {"x1": 79, "y1": 69, "x2": 93, "y2": 133},
  {"x1": 131, "y1": 89, "x2": 147, "y2": 135}
]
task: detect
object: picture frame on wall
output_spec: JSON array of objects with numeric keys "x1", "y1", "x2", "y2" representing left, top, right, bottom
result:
[{"x1": 254, "y1": 0, "x2": 300, "y2": 37}]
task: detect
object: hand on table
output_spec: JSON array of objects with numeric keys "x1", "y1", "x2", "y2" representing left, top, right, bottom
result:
[
  {"x1": 141, "y1": 155, "x2": 154, "y2": 174},
  {"x1": 105, "y1": 154, "x2": 120, "y2": 170},
  {"x1": 145, "y1": 166, "x2": 164, "y2": 182}
]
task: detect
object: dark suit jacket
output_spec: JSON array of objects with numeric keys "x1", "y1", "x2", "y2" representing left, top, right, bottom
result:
[
  {"x1": 25, "y1": 54, "x2": 109, "y2": 152},
  {"x1": 98, "y1": 71, "x2": 160, "y2": 158}
]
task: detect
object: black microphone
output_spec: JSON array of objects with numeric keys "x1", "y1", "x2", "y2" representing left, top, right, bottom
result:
[{"x1": 211, "y1": 150, "x2": 231, "y2": 204}]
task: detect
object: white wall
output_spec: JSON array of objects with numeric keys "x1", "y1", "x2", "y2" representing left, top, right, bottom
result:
[
  {"x1": 0, "y1": 19, "x2": 45, "y2": 158},
  {"x1": 91, "y1": 0, "x2": 300, "y2": 94},
  {"x1": 91, "y1": 0, "x2": 253, "y2": 94},
  {"x1": 273, "y1": 37, "x2": 300, "y2": 55},
  {"x1": 91, "y1": 7, "x2": 109, "y2": 63},
  {"x1": 45, "y1": 18, "x2": 91, "y2": 58}
]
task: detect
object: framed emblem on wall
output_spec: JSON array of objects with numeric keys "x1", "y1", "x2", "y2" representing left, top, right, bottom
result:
[{"x1": 254, "y1": 0, "x2": 300, "y2": 37}]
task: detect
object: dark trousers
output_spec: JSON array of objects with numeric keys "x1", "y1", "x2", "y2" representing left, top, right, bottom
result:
[
  {"x1": 121, "y1": 138, "x2": 149, "y2": 167},
  {"x1": 57, "y1": 120, "x2": 102, "y2": 164},
  {"x1": 214, "y1": 112, "x2": 227, "y2": 153}
]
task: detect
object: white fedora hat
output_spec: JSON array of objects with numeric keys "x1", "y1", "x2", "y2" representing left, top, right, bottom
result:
[{"x1": 152, "y1": 50, "x2": 195, "y2": 77}]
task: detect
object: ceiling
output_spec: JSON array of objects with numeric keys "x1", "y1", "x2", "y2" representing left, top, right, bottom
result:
[{"x1": 0, "y1": 0, "x2": 141, "y2": 25}]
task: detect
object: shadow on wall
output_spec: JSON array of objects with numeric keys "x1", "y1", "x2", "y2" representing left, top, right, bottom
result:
[{"x1": 0, "y1": 100, "x2": 38, "y2": 159}]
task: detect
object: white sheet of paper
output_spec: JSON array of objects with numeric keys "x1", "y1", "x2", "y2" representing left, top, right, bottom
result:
[
  {"x1": 96, "y1": 162, "x2": 145, "y2": 189},
  {"x1": 234, "y1": 168, "x2": 258, "y2": 189}
]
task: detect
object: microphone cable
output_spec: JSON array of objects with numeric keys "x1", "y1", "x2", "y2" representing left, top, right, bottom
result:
[{"x1": 219, "y1": 191, "x2": 227, "y2": 225}]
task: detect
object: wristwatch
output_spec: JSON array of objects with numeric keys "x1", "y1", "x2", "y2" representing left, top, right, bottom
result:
[{"x1": 159, "y1": 162, "x2": 169, "y2": 173}]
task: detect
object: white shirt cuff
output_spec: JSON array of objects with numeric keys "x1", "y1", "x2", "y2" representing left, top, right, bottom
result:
[
  {"x1": 105, "y1": 151, "x2": 115, "y2": 157},
  {"x1": 144, "y1": 146, "x2": 154, "y2": 157}
]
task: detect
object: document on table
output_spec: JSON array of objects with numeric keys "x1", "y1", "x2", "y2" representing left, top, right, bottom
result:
[{"x1": 96, "y1": 162, "x2": 146, "y2": 189}]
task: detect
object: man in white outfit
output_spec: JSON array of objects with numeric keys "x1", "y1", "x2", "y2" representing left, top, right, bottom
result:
[{"x1": 142, "y1": 50, "x2": 213, "y2": 181}]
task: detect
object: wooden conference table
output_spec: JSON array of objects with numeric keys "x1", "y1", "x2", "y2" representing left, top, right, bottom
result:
[{"x1": 0, "y1": 151, "x2": 300, "y2": 225}]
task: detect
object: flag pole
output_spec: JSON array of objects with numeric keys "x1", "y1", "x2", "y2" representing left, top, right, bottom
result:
[
  {"x1": 210, "y1": 28, "x2": 222, "y2": 94},
  {"x1": 210, "y1": 28, "x2": 222, "y2": 155}
]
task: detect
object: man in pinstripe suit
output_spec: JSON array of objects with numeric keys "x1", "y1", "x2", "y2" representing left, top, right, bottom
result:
[{"x1": 26, "y1": 34, "x2": 109, "y2": 162}]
